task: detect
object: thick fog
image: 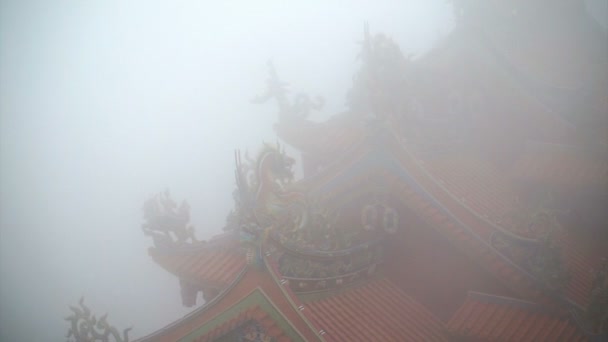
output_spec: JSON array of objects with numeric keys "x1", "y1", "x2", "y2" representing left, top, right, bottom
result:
[{"x1": 0, "y1": 0, "x2": 453, "y2": 340}]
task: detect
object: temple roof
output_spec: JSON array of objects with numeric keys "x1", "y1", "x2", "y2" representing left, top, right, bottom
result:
[
  {"x1": 447, "y1": 291, "x2": 588, "y2": 341},
  {"x1": 132, "y1": 5, "x2": 608, "y2": 338},
  {"x1": 138, "y1": 122, "x2": 605, "y2": 339}
]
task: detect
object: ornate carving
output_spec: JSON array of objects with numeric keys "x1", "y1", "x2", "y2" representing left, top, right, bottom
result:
[
  {"x1": 232, "y1": 144, "x2": 300, "y2": 229},
  {"x1": 272, "y1": 201, "x2": 350, "y2": 252},
  {"x1": 142, "y1": 190, "x2": 197, "y2": 246},
  {"x1": 291, "y1": 93, "x2": 324, "y2": 118},
  {"x1": 251, "y1": 61, "x2": 289, "y2": 113},
  {"x1": 525, "y1": 230, "x2": 571, "y2": 292},
  {"x1": 498, "y1": 193, "x2": 561, "y2": 239},
  {"x1": 252, "y1": 61, "x2": 324, "y2": 118},
  {"x1": 360, "y1": 187, "x2": 399, "y2": 234},
  {"x1": 492, "y1": 228, "x2": 570, "y2": 292},
  {"x1": 278, "y1": 244, "x2": 383, "y2": 280},
  {"x1": 228, "y1": 144, "x2": 316, "y2": 269},
  {"x1": 382, "y1": 207, "x2": 399, "y2": 234},
  {"x1": 228, "y1": 145, "x2": 395, "y2": 260},
  {"x1": 65, "y1": 297, "x2": 131, "y2": 342},
  {"x1": 239, "y1": 321, "x2": 274, "y2": 342},
  {"x1": 490, "y1": 232, "x2": 532, "y2": 265},
  {"x1": 347, "y1": 23, "x2": 409, "y2": 118}
]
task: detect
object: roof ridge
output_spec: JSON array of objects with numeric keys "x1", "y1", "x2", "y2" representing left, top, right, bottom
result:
[
  {"x1": 467, "y1": 291, "x2": 540, "y2": 311},
  {"x1": 521, "y1": 139, "x2": 608, "y2": 160},
  {"x1": 448, "y1": 291, "x2": 588, "y2": 341},
  {"x1": 148, "y1": 232, "x2": 242, "y2": 256},
  {"x1": 133, "y1": 267, "x2": 249, "y2": 341},
  {"x1": 264, "y1": 248, "x2": 327, "y2": 341},
  {"x1": 306, "y1": 277, "x2": 448, "y2": 341}
]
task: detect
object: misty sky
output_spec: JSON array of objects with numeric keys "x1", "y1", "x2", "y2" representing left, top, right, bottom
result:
[{"x1": 0, "y1": 1, "x2": 455, "y2": 340}]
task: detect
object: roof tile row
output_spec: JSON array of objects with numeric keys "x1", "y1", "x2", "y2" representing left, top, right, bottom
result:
[
  {"x1": 306, "y1": 278, "x2": 448, "y2": 342},
  {"x1": 150, "y1": 241, "x2": 246, "y2": 288},
  {"x1": 405, "y1": 147, "x2": 604, "y2": 309},
  {"x1": 421, "y1": 154, "x2": 517, "y2": 223},
  {"x1": 511, "y1": 145, "x2": 608, "y2": 187},
  {"x1": 447, "y1": 292, "x2": 587, "y2": 341}
]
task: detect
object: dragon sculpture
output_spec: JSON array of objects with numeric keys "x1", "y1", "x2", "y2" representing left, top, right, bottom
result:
[
  {"x1": 233, "y1": 143, "x2": 307, "y2": 234},
  {"x1": 229, "y1": 143, "x2": 310, "y2": 267},
  {"x1": 231, "y1": 143, "x2": 397, "y2": 257}
]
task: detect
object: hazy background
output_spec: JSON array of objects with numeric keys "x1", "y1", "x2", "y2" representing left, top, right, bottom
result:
[{"x1": 0, "y1": 1, "x2": 454, "y2": 340}]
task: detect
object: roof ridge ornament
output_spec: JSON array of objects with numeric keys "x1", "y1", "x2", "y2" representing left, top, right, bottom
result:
[
  {"x1": 142, "y1": 189, "x2": 198, "y2": 247},
  {"x1": 65, "y1": 297, "x2": 132, "y2": 342},
  {"x1": 251, "y1": 61, "x2": 290, "y2": 113},
  {"x1": 252, "y1": 61, "x2": 324, "y2": 119},
  {"x1": 348, "y1": 23, "x2": 410, "y2": 122}
]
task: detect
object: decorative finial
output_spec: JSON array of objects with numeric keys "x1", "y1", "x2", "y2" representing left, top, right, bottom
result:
[
  {"x1": 251, "y1": 61, "x2": 290, "y2": 113},
  {"x1": 252, "y1": 61, "x2": 324, "y2": 118},
  {"x1": 65, "y1": 297, "x2": 132, "y2": 342},
  {"x1": 142, "y1": 190, "x2": 197, "y2": 246}
]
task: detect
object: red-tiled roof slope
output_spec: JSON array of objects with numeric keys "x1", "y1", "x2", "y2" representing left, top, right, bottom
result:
[
  {"x1": 306, "y1": 278, "x2": 448, "y2": 342},
  {"x1": 390, "y1": 135, "x2": 604, "y2": 309},
  {"x1": 274, "y1": 112, "x2": 365, "y2": 159},
  {"x1": 384, "y1": 135, "x2": 557, "y2": 305},
  {"x1": 510, "y1": 142, "x2": 608, "y2": 188},
  {"x1": 419, "y1": 153, "x2": 518, "y2": 224},
  {"x1": 556, "y1": 231, "x2": 606, "y2": 308},
  {"x1": 447, "y1": 292, "x2": 587, "y2": 341},
  {"x1": 149, "y1": 236, "x2": 246, "y2": 288},
  {"x1": 411, "y1": 146, "x2": 606, "y2": 309}
]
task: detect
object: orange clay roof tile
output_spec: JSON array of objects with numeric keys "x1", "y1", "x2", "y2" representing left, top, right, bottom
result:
[
  {"x1": 306, "y1": 278, "x2": 448, "y2": 342},
  {"x1": 447, "y1": 292, "x2": 587, "y2": 341},
  {"x1": 556, "y1": 232, "x2": 605, "y2": 308},
  {"x1": 405, "y1": 149, "x2": 605, "y2": 309},
  {"x1": 421, "y1": 154, "x2": 517, "y2": 223},
  {"x1": 149, "y1": 238, "x2": 246, "y2": 288},
  {"x1": 511, "y1": 143, "x2": 608, "y2": 187}
]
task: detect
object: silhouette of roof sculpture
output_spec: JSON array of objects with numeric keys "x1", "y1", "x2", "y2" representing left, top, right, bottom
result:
[{"x1": 66, "y1": 2, "x2": 607, "y2": 341}]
